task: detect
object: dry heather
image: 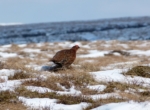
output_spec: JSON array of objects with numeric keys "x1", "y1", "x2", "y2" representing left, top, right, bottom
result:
[
  {"x1": 0, "y1": 90, "x2": 27, "y2": 110},
  {"x1": 15, "y1": 86, "x2": 93, "y2": 105},
  {"x1": 84, "y1": 97, "x2": 126, "y2": 110},
  {"x1": 1, "y1": 103, "x2": 26, "y2": 110},
  {"x1": 124, "y1": 66, "x2": 150, "y2": 78},
  {"x1": 102, "y1": 81, "x2": 146, "y2": 93},
  {"x1": 1, "y1": 40, "x2": 150, "y2": 109},
  {"x1": 23, "y1": 69, "x2": 97, "y2": 91}
]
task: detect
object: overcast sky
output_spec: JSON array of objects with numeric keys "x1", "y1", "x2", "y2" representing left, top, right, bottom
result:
[{"x1": 0, "y1": 0, "x2": 150, "y2": 24}]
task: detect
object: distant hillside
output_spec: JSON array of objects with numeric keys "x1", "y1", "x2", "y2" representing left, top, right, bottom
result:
[{"x1": 1, "y1": 16, "x2": 150, "y2": 45}]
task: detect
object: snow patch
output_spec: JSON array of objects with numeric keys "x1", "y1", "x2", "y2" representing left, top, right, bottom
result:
[
  {"x1": 92, "y1": 101, "x2": 150, "y2": 110},
  {"x1": 19, "y1": 96, "x2": 89, "y2": 110},
  {"x1": 0, "y1": 52, "x2": 17, "y2": 58}
]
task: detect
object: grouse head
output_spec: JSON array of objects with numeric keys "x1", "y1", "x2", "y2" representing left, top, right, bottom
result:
[{"x1": 71, "y1": 45, "x2": 80, "y2": 51}]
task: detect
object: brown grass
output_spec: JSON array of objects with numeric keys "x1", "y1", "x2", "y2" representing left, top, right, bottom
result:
[
  {"x1": 57, "y1": 69, "x2": 97, "y2": 87},
  {"x1": 80, "y1": 87, "x2": 100, "y2": 95},
  {"x1": 75, "y1": 55, "x2": 131, "y2": 71},
  {"x1": 8, "y1": 70, "x2": 32, "y2": 80},
  {"x1": 15, "y1": 86, "x2": 57, "y2": 98},
  {"x1": 137, "y1": 91, "x2": 150, "y2": 101},
  {"x1": 0, "y1": 61, "x2": 5, "y2": 69},
  {"x1": 119, "y1": 92, "x2": 139, "y2": 101},
  {"x1": 2, "y1": 44, "x2": 21, "y2": 53},
  {"x1": 1, "y1": 40, "x2": 150, "y2": 109},
  {"x1": 0, "y1": 90, "x2": 17, "y2": 103},
  {"x1": 0, "y1": 103, "x2": 27, "y2": 110},
  {"x1": 84, "y1": 97, "x2": 126, "y2": 110},
  {"x1": 3, "y1": 57, "x2": 37, "y2": 73},
  {"x1": 23, "y1": 69, "x2": 97, "y2": 91},
  {"x1": 15, "y1": 86, "x2": 93, "y2": 105},
  {"x1": 22, "y1": 76, "x2": 64, "y2": 91},
  {"x1": 103, "y1": 81, "x2": 146, "y2": 93},
  {"x1": 0, "y1": 90, "x2": 26, "y2": 110},
  {"x1": 56, "y1": 94, "x2": 93, "y2": 104},
  {"x1": 119, "y1": 91, "x2": 150, "y2": 102},
  {"x1": 17, "y1": 51, "x2": 31, "y2": 57},
  {"x1": 10, "y1": 44, "x2": 21, "y2": 51},
  {"x1": 124, "y1": 66, "x2": 150, "y2": 78},
  {"x1": 79, "y1": 62, "x2": 100, "y2": 72}
]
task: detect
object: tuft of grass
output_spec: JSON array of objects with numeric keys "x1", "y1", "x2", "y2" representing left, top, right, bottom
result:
[
  {"x1": 75, "y1": 56, "x2": 130, "y2": 71},
  {"x1": 58, "y1": 70, "x2": 97, "y2": 87},
  {"x1": 103, "y1": 84, "x2": 115, "y2": 93},
  {"x1": 3, "y1": 57, "x2": 37, "y2": 73},
  {"x1": 17, "y1": 51, "x2": 31, "y2": 57},
  {"x1": 15, "y1": 86, "x2": 57, "y2": 98},
  {"x1": 23, "y1": 69, "x2": 97, "y2": 91},
  {"x1": 10, "y1": 44, "x2": 21, "y2": 52},
  {"x1": 125, "y1": 66, "x2": 150, "y2": 78},
  {"x1": 138, "y1": 91, "x2": 150, "y2": 97},
  {"x1": 103, "y1": 82, "x2": 130, "y2": 93},
  {"x1": 15, "y1": 86, "x2": 93, "y2": 105},
  {"x1": 0, "y1": 61, "x2": 5, "y2": 69},
  {"x1": 80, "y1": 87, "x2": 100, "y2": 95},
  {"x1": 3, "y1": 44, "x2": 21, "y2": 53},
  {"x1": 56, "y1": 94, "x2": 93, "y2": 105},
  {"x1": 0, "y1": 103, "x2": 27, "y2": 110},
  {"x1": 0, "y1": 89, "x2": 26, "y2": 109},
  {"x1": 0, "y1": 91, "x2": 17, "y2": 103},
  {"x1": 103, "y1": 81, "x2": 145, "y2": 93},
  {"x1": 22, "y1": 76, "x2": 64, "y2": 91},
  {"x1": 84, "y1": 97, "x2": 126, "y2": 110},
  {"x1": 119, "y1": 92, "x2": 139, "y2": 101},
  {"x1": 8, "y1": 71, "x2": 31, "y2": 80},
  {"x1": 80, "y1": 62, "x2": 100, "y2": 72},
  {"x1": 136, "y1": 91, "x2": 150, "y2": 101},
  {"x1": 119, "y1": 91, "x2": 150, "y2": 102}
]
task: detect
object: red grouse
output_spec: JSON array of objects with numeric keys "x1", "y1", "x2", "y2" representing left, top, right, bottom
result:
[{"x1": 50, "y1": 45, "x2": 80, "y2": 70}]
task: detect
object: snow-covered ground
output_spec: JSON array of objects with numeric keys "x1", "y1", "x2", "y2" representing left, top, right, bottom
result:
[
  {"x1": 92, "y1": 101, "x2": 150, "y2": 110},
  {"x1": 0, "y1": 40, "x2": 150, "y2": 110},
  {"x1": 1, "y1": 16, "x2": 150, "y2": 45}
]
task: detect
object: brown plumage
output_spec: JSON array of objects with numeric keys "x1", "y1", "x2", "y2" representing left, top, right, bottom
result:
[{"x1": 50, "y1": 45, "x2": 80, "y2": 69}]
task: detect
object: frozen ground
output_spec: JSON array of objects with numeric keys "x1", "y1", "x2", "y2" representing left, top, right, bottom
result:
[
  {"x1": 0, "y1": 40, "x2": 150, "y2": 110},
  {"x1": 1, "y1": 16, "x2": 150, "y2": 45}
]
